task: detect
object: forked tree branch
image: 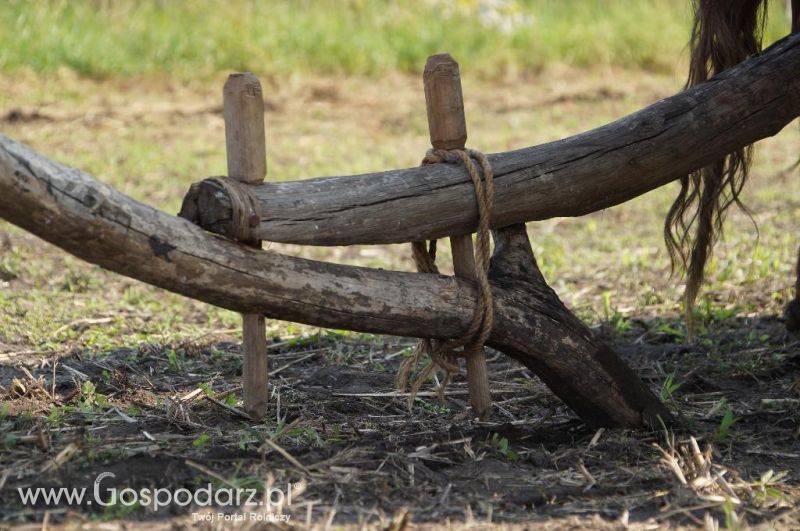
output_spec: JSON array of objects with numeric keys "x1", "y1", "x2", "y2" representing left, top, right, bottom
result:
[{"x1": 0, "y1": 135, "x2": 669, "y2": 428}]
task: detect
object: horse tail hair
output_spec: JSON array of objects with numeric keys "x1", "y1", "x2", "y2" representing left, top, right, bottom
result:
[
  {"x1": 664, "y1": 0, "x2": 769, "y2": 338},
  {"x1": 793, "y1": 0, "x2": 800, "y2": 33}
]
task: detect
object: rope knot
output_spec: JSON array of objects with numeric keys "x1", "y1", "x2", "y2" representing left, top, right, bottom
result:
[
  {"x1": 422, "y1": 148, "x2": 460, "y2": 165},
  {"x1": 397, "y1": 147, "x2": 496, "y2": 408}
]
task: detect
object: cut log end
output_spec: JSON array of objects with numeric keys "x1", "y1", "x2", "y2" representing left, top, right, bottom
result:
[
  {"x1": 178, "y1": 178, "x2": 235, "y2": 239},
  {"x1": 424, "y1": 53, "x2": 458, "y2": 72}
]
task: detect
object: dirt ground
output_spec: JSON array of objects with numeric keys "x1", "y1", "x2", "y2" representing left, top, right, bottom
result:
[
  {"x1": 1, "y1": 67, "x2": 799, "y2": 529},
  {"x1": 1, "y1": 319, "x2": 799, "y2": 529}
]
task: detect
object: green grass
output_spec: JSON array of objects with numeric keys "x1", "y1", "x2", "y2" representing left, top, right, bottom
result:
[
  {"x1": 0, "y1": 0, "x2": 792, "y2": 80},
  {"x1": 1, "y1": 67, "x2": 798, "y2": 355},
  {"x1": 0, "y1": 2, "x2": 797, "y2": 358}
]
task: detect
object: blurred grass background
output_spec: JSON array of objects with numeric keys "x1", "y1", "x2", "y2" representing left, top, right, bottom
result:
[{"x1": 0, "y1": 0, "x2": 791, "y2": 80}]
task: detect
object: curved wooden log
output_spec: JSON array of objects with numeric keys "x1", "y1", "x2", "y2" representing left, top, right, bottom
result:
[
  {"x1": 0, "y1": 134, "x2": 669, "y2": 428},
  {"x1": 180, "y1": 33, "x2": 800, "y2": 246}
]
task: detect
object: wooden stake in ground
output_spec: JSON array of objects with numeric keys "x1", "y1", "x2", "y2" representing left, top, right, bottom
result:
[
  {"x1": 223, "y1": 72, "x2": 268, "y2": 419},
  {"x1": 0, "y1": 132, "x2": 675, "y2": 428},
  {"x1": 423, "y1": 53, "x2": 492, "y2": 419}
]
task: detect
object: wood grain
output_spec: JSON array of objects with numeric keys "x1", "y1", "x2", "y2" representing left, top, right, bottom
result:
[
  {"x1": 422, "y1": 52, "x2": 492, "y2": 419},
  {"x1": 423, "y1": 53, "x2": 468, "y2": 150},
  {"x1": 0, "y1": 134, "x2": 671, "y2": 428},
  {"x1": 223, "y1": 73, "x2": 267, "y2": 184},
  {"x1": 224, "y1": 72, "x2": 268, "y2": 419},
  {"x1": 180, "y1": 33, "x2": 800, "y2": 245}
]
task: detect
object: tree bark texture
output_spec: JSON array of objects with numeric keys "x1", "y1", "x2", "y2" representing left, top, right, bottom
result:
[
  {"x1": 179, "y1": 33, "x2": 800, "y2": 245},
  {"x1": 0, "y1": 135, "x2": 670, "y2": 428}
]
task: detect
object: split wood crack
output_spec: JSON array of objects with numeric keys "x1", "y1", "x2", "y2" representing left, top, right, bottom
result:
[{"x1": 2, "y1": 34, "x2": 799, "y2": 428}]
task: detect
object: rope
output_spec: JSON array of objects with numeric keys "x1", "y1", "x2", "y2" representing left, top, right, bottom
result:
[
  {"x1": 208, "y1": 176, "x2": 262, "y2": 243},
  {"x1": 396, "y1": 148, "x2": 495, "y2": 408}
]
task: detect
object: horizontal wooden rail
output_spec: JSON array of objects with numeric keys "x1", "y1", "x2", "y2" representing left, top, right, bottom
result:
[
  {"x1": 0, "y1": 135, "x2": 668, "y2": 427},
  {"x1": 180, "y1": 33, "x2": 800, "y2": 246}
]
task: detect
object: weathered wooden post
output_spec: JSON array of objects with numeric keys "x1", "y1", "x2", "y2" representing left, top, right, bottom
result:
[
  {"x1": 423, "y1": 53, "x2": 492, "y2": 419},
  {"x1": 223, "y1": 72, "x2": 269, "y2": 419}
]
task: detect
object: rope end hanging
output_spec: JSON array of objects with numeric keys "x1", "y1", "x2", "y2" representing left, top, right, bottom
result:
[{"x1": 398, "y1": 148, "x2": 495, "y2": 408}]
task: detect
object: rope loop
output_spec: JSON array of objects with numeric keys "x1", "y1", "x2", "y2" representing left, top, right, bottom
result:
[
  {"x1": 397, "y1": 148, "x2": 495, "y2": 408},
  {"x1": 209, "y1": 176, "x2": 262, "y2": 243}
]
